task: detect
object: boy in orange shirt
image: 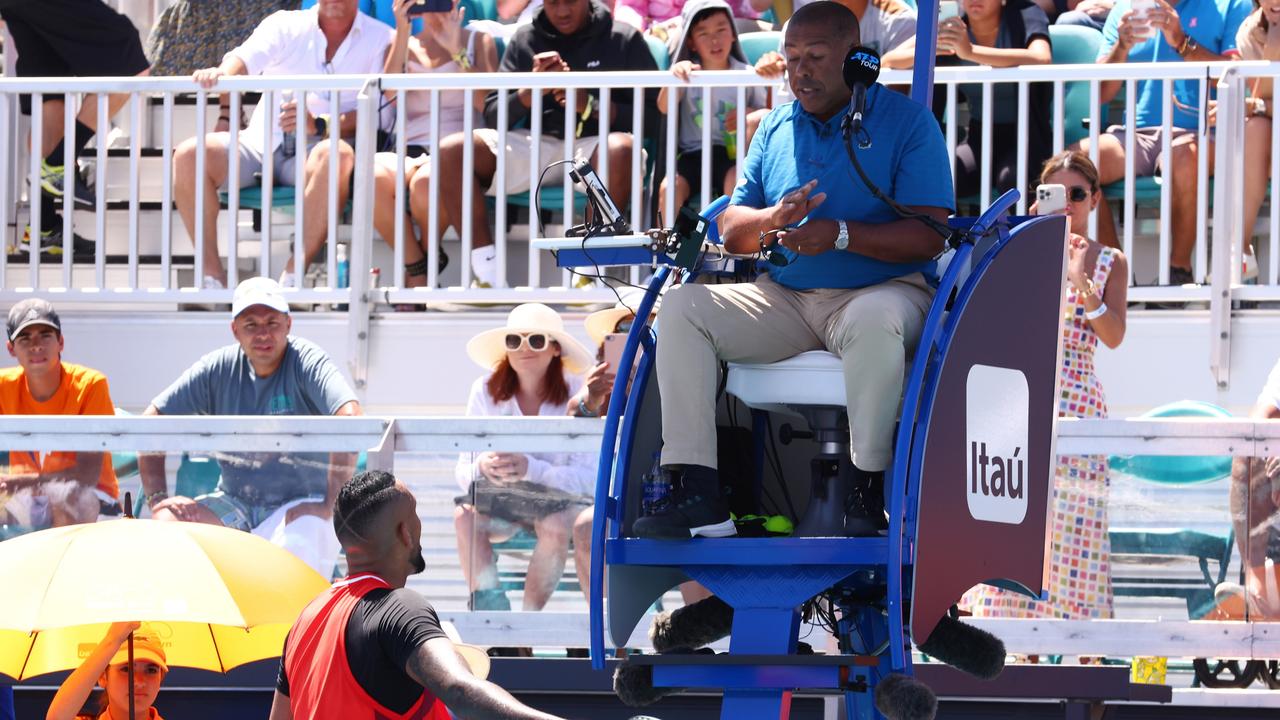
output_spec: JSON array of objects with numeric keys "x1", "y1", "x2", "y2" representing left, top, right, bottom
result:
[{"x1": 1, "y1": 299, "x2": 117, "y2": 528}]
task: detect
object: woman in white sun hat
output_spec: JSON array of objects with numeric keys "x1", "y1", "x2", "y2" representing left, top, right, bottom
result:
[{"x1": 454, "y1": 303, "x2": 596, "y2": 614}]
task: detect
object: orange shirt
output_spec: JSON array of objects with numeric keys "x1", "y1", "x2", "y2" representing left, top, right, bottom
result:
[{"x1": 0, "y1": 362, "x2": 118, "y2": 498}]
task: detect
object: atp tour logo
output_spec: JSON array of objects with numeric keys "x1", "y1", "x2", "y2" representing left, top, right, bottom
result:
[
  {"x1": 850, "y1": 51, "x2": 880, "y2": 73},
  {"x1": 965, "y1": 364, "x2": 1029, "y2": 525}
]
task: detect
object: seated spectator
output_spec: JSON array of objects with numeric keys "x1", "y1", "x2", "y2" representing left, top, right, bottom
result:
[
  {"x1": 0, "y1": 299, "x2": 118, "y2": 530},
  {"x1": 437, "y1": 0, "x2": 658, "y2": 288},
  {"x1": 1073, "y1": 0, "x2": 1250, "y2": 278},
  {"x1": 894, "y1": 0, "x2": 1053, "y2": 202},
  {"x1": 47, "y1": 622, "x2": 168, "y2": 720},
  {"x1": 1236, "y1": 0, "x2": 1276, "y2": 284},
  {"x1": 1056, "y1": 0, "x2": 1114, "y2": 31},
  {"x1": 1, "y1": 0, "x2": 149, "y2": 259},
  {"x1": 147, "y1": 0, "x2": 300, "y2": 132},
  {"x1": 375, "y1": 0, "x2": 499, "y2": 297},
  {"x1": 174, "y1": 0, "x2": 391, "y2": 290},
  {"x1": 657, "y1": 0, "x2": 770, "y2": 222},
  {"x1": 1223, "y1": 356, "x2": 1280, "y2": 619},
  {"x1": 613, "y1": 0, "x2": 765, "y2": 34},
  {"x1": 454, "y1": 303, "x2": 595, "y2": 611},
  {"x1": 139, "y1": 278, "x2": 362, "y2": 576}
]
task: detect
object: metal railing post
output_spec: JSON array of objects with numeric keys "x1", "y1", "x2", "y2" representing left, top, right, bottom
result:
[
  {"x1": 1209, "y1": 68, "x2": 1240, "y2": 390},
  {"x1": 345, "y1": 79, "x2": 379, "y2": 397}
]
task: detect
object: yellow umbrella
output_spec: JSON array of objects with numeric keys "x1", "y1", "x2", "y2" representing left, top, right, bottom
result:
[{"x1": 0, "y1": 517, "x2": 330, "y2": 679}]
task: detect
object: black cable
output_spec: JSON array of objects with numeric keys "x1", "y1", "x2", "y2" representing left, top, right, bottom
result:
[
  {"x1": 533, "y1": 160, "x2": 578, "y2": 237},
  {"x1": 841, "y1": 126, "x2": 962, "y2": 254}
]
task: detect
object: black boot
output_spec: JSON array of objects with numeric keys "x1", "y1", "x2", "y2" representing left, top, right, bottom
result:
[
  {"x1": 844, "y1": 467, "x2": 888, "y2": 537},
  {"x1": 633, "y1": 465, "x2": 736, "y2": 539}
]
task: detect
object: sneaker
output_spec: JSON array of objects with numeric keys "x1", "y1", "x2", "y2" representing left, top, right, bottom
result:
[
  {"x1": 10, "y1": 225, "x2": 96, "y2": 261},
  {"x1": 471, "y1": 245, "x2": 497, "y2": 288},
  {"x1": 278, "y1": 272, "x2": 299, "y2": 289},
  {"x1": 632, "y1": 465, "x2": 736, "y2": 540},
  {"x1": 1168, "y1": 266, "x2": 1197, "y2": 286},
  {"x1": 202, "y1": 275, "x2": 226, "y2": 290},
  {"x1": 471, "y1": 587, "x2": 511, "y2": 611},
  {"x1": 1243, "y1": 250, "x2": 1259, "y2": 284},
  {"x1": 844, "y1": 468, "x2": 888, "y2": 537},
  {"x1": 38, "y1": 160, "x2": 95, "y2": 209}
]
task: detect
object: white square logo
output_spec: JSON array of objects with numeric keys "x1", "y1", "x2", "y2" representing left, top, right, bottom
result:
[{"x1": 965, "y1": 364, "x2": 1029, "y2": 525}]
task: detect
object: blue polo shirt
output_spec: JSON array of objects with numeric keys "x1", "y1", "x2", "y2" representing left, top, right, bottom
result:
[
  {"x1": 731, "y1": 84, "x2": 954, "y2": 291},
  {"x1": 1099, "y1": 0, "x2": 1250, "y2": 129}
]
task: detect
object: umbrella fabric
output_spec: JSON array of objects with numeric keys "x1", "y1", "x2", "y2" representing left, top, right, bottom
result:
[
  {"x1": 0, "y1": 518, "x2": 328, "y2": 631},
  {"x1": 0, "y1": 518, "x2": 330, "y2": 679},
  {"x1": 0, "y1": 621, "x2": 294, "y2": 679}
]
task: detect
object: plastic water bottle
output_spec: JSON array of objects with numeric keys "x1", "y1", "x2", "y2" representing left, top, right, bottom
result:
[
  {"x1": 641, "y1": 452, "x2": 669, "y2": 516},
  {"x1": 336, "y1": 243, "x2": 350, "y2": 289},
  {"x1": 281, "y1": 90, "x2": 296, "y2": 158}
]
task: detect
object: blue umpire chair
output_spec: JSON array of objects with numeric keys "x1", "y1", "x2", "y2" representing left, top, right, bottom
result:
[{"x1": 572, "y1": 187, "x2": 1071, "y2": 719}]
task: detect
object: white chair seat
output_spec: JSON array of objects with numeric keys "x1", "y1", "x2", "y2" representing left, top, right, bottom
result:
[{"x1": 726, "y1": 350, "x2": 847, "y2": 413}]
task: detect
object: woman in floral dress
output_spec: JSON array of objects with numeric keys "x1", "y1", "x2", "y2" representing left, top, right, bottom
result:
[{"x1": 963, "y1": 150, "x2": 1129, "y2": 620}]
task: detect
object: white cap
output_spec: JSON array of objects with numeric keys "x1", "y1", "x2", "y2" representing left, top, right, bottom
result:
[{"x1": 231, "y1": 277, "x2": 290, "y2": 318}]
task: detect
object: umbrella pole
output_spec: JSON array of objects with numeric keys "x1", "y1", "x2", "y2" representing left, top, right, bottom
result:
[{"x1": 127, "y1": 631, "x2": 135, "y2": 720}]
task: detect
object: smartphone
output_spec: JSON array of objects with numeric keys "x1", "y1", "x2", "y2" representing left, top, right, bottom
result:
[
  {"x1": 603, "y1": 333, "x2": 628, "y2": 375},
  {"x1": 408, "y1": 0, "x2": 451, "y2": 14},
  {"x1": 938, "y1": 0, "x2": 960, "y2": 21},
  {"x1": 1036, "y1": 184, "x2": 1067, "y2": 216},
  {"x1": 533, "y1": 50, "x2": 563, "y2": 68}
]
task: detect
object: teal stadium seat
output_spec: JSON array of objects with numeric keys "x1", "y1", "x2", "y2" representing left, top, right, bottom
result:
[
  {"x1": 646, "y1": 34, "x2": 670, "y2": 71},
  {"x1": 738, "y1": 31, "x2": 782, "y2": 65},
  {"x1": 1048, "y1": 25, "x2": 1103, "y2": 148},
  {"x1": 218, "y1": 185, "x2": 297, "y2": 211},
  {"x1": 1108, "y1": 400, "x2": 1236, "y2": 619}
]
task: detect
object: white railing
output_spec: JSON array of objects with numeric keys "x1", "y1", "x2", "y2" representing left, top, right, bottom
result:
[
  {"x1": 3, "y1": 63, "x2": 1275, "y2": 300},
  {"x1": 5, "y1": 414, "x2": 1280, "y2": 660}
]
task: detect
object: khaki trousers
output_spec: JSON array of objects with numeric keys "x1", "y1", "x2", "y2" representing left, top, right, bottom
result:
[{"x1": 657, "y1": 272, "x2": 934, "y2": 473}]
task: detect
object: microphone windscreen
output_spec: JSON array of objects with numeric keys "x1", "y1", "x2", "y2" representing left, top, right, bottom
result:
[
  {"x1": 613, "y1": 661, "x2": 680, "y2": 707},
  {"x1": 874, "y1": 673, "x2": 938, "y2": 720},
  {"x1": 649, "y1": 595, "x2": 734, "y2": 653},
  {"x1": 842, "y1": 46, "x2": 882, "y2": 91},
  {"x1": 917, "y1": 614, "x2": 1006, "y2": 680}
]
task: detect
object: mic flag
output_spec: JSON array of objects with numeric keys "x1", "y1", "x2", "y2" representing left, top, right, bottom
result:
[{"x1": 842, "y1": 46, "x2": 882, "y2": 136}]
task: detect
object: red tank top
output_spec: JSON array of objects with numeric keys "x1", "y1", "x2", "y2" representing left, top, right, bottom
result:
[{"x1": 284, "y1": 574, "x2": 451, "y2": 720}]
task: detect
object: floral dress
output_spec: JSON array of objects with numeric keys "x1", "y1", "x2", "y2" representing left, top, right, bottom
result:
[
  {"x1": 962, "y1": 246, "x2": 1118, "y2": 619},
  {"x1": 146, "y1": 0, "x2": 300, "y2": 76}
]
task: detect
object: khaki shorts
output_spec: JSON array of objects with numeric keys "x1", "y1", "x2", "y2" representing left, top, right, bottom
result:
[
  {"x1": 1104, "y1": 125, "x2": 1196, "y2": 177},
  {"x1": 475, "y1": 129, "x2": 602, "y2": 197}
]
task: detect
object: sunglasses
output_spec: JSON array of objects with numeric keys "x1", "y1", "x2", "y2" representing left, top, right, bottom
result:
[
  {"x1": 1067, "y1": 185, "x2": 1091, "y2": 203},
  {"x1": 504, "y1": 332, "x2": 549, "y2": 352},
  {"x1": 758, "y1": 228, "x2": 791, "y2": 267}
]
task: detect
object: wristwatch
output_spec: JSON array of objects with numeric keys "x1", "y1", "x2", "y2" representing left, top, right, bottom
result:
[{"x1": 834, "y1": 220, "x2": 850, "y2": 251}]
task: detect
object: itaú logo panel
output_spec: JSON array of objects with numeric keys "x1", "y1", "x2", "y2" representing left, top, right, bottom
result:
[{"x1": 965, "y1": 364, "x2": 1029, "y2": 525}]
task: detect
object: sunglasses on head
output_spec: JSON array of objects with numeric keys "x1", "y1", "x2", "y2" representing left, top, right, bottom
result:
[
  {"x1": 505, "y1": 332, "x2": 549, "y2": 352},
  {"x1": 1067, "y1": 185, "x2": 1091, "y2": 202}
]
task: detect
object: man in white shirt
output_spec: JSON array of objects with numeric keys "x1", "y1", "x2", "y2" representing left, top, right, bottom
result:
[{"x1": 173, "y1": 0, "x2": 392, "y2": 290}]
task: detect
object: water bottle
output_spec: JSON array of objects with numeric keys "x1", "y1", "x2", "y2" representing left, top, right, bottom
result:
[
  {"x1": 281, "y1": 90, "x2": 296, "y2": 158},
  {"x1": 641, "y1": 452, "x2": 669, "y2": 516},
  {"x1": 336, "y1": 243, "x2": 350, "y2": 289}
]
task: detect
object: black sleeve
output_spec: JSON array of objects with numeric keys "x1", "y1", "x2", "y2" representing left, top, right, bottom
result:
[
  {"x1": 485, "y1": 28, "x2": 535, "y2": 130},
  {"x1": 373, "y1": 588, "x2": 450, "y2": 673},
  {"x1": 1016, "y1": 0, "x2": 1051, "y2": 46},
  {"x1": 276, "y1": 633, "x2": 290, "y2": 697}
]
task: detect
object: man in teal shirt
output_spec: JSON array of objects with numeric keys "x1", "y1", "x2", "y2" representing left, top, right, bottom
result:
[
  {"x1": 1075, "y1": 0, "x2": 1249, "y2": 280},
  {"x1": 635, "y1": 0, "x2": 954, "y2": 539}
]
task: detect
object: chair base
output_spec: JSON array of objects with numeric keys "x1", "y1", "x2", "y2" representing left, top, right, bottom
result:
[{"x1": 794, "y1": 456, "x2": 853, "y2": 538}]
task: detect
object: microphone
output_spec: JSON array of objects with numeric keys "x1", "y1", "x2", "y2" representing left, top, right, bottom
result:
[
  {"x1": 875, "y1": 673, "x2": 938, "y2": 720},
  {"x1": 842, "y1": 46, "x2": 882, "y2": 137},
  {"x1": 917, "y1": 613, "x2": 1007, "y2": 681}
]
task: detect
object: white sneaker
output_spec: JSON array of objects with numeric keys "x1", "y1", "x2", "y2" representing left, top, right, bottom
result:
[
  {"x1": 202, "y1": 275, "x2": 225, "y2": 290},
  {"x1": 1243, "y1": 250, "x2": 1259, "y2": 284},
  {"x1": 470, "y1": 246, "x2": 497, "y2": 288},
  {"x1": 278, "y1": 272, "x2": 299, "y2": 289}
]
